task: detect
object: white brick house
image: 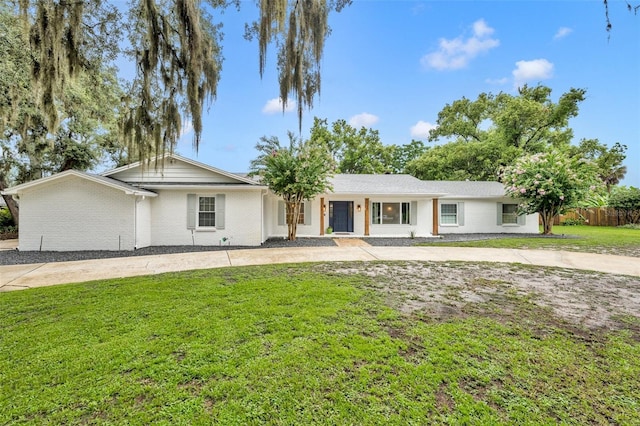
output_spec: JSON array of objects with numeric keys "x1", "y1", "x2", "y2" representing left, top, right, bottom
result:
[{"x1": 2, "y1": 154, "x2": 538, "y2": 251}]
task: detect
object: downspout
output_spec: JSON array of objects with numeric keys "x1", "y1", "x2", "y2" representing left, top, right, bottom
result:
[
  {"x1": 134, "y1": 195, "x2": 145, "y2": 250},
  {"x1": 133, "y1": 196, "x2": 138, "y2": 250},
  {"x1": 432, "y1": 198, "x2": 439, "y2": 236},
  {"x1": 261, "y1": 189, "x2": 268, "y2": 244}
]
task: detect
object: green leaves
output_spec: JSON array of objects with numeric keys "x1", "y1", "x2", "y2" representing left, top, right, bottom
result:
[
  {"x1": 410, "y1": 85, "x2": 589, "y2": 182},
  {"x1": 309, "y1": 118, "x2": 395, "y2": 174},
  {"x1": 250, "y1": 132, "x2": 333, "y2": 239},
  {"x1": 502, "y1": 150, "x2": 600, "y2": 234},
  {"x1": 609, "y1": 186, "x2": 640, "y2": 224}
]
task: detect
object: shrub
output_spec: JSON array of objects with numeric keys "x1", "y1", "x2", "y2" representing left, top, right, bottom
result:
[
  {"x1": 609, "y1": 186, "x2": 640, "y2": 224},
  {"x1": 618, "y1": 223, "x2": 640, "y2": 230},
  {"x1": 561, "y1": 217, "x2": 585, "y2": 226},
  {"x1": 0, "y1": 208, "x2": 15, "y2": 230}
]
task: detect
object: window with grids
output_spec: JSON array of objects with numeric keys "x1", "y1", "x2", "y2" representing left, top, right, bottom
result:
[
  {"x1": 502, "y1": 203, "x2": 518, "y2": 224},
  {"x1": 198, "y1": 196, "x2": 216, "y2": 227},
  {"x1": 287, "y1": 202, "x2": 305, "y2": 224},
  {"x1": 440, "y1": 203, "x2": 458, "y2": 224},
  {"x1": 371, "y1": 202, "x2": 410, "y2": 225}
]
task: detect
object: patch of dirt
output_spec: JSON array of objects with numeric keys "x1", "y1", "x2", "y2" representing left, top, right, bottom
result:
[{"x1": 317, "y1": 261, "x2": 640, "y2": 336}]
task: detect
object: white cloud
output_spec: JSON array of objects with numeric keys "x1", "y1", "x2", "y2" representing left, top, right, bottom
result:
[
  {"x1": 349, "y1": 112, "x2": 379, "y2": 128},
  {"x1": 512, "y1": 59, "x2": 554, "y2": 87},
  {"x1": 262, "y1": 97, "x2": 296, "y2": 114},
  {"x1": 177, "y1": 119, "x2": 194, "y2": 145},
  {"x1": 421, "y1": 19, "x2": 500, "y2": 71},
  {"x1": 472, "y1": 19, "x2": 494, "y2": 38},
  {"x1": 410, "y1": 120, "x2": 437, "y2": 140},
  {"x1": 554, "y1": 27, "x2": 573, "y2": 40}
]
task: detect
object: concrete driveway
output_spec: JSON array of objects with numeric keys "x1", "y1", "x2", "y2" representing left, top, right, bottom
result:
[{"x1": 2, "y1": 246, "x2": 639, "y2": 292}]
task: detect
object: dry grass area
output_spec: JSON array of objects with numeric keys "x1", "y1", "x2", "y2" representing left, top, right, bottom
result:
[{"x1": 323, "y1": 261, "x2": 640, "y2": 338}]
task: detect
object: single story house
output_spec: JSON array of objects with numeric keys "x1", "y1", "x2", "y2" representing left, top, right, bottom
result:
[{"x1": 2, "y1": 154, "x2": 538, "y2": 251}]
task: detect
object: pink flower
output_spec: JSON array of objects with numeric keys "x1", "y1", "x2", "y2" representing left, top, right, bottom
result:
[{"x1": 520, "y1": 188, "x2": 526, "y2": 194}]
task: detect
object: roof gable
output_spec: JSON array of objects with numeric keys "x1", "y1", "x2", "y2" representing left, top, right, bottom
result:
[
  {"x1": 103, "y1": 154, "x2": 260, "y2": 186},
  {"x1": 1, "y1": 170, "x2": 157, "y2": 197}
]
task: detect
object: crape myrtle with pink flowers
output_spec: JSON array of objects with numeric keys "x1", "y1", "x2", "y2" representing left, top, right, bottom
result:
[{"x1": 501, "y1": 150, "x2": 601, "y2": 235}]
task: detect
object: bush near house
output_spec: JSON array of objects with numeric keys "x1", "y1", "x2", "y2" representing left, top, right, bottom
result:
[{"x1": 0, "y1": 208, "x2": 17, "y2": 239}]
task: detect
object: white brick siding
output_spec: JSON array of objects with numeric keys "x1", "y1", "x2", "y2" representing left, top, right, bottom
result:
[
  {"x1": 436, "y1": 199, "x2": 539, "y2": 234},
  {"x1": 135, "y1": 197, "x2": 152, "y2": 248},
  {"x1": 17, "y1": 176, "x2": 136, "y2": 251},
  {"x1": 150, "y1": 189, "x2": 264, "y2": 246}
]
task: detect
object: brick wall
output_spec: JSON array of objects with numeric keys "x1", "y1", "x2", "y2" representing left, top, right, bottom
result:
[{"x1": 19, "y1": 176, "x2": 135, "y2": 251}]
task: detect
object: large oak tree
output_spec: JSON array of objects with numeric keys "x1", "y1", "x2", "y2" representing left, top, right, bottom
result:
[{"x1": 12, "y1": 0, "x2": 351, "y2": 161}]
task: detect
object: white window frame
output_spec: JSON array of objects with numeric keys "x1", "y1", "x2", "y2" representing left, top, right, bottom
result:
[
  {"x1": 371, "y1": 202, "x2": 411, "y2": 225},
  {"x1": 197, "y1": 195, "x2": 216, "y2": 229},
  {"x1": 440, "y1": 203, "x2": 458, "y2": 225}
]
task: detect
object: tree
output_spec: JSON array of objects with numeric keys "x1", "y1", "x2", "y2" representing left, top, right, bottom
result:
[
  {"x1": 387, "y1": 139, "x2": 428, "y2": 174},
  {"x1": 570, "y1": 139, "x2": 627, "y2": 192},
  {"x1": 502, "y1": 150, "x2": 600, "y2": 235},
  {"x1": 406, "y1": 139, "x2": 517, "y2": 181},
  {"x1": 604, "y1": 0, "x2": 640, "y2": 33},
  {"x1": 1, "y1": 7, "x2": 124, "y2": 227},
  {"x1": 14, "y1": 0, "x2": 351, "y2": 161},
  {"x1": 411, "y1": 85, "x2": 587, "y2": 182},
  {"x1": 250, "y1": 133, "x2": 333, "y2": 241},
  {"x1": 309, "y1": 118, "x2": 392, "y2": 174},
  {"x1": 609, "y1": 186, "x2": 640, "y2": 224}
]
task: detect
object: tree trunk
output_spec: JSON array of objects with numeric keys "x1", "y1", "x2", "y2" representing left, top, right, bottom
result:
[
  {"x1": 285, "y1": 200, "x2": 302, "y2": 241},
  {"x1": 541, "y1": 210, "x2": 554, "y2": 235},
  {"x1": 0, "y1": 177, "x2": 19, "y2": 228}
]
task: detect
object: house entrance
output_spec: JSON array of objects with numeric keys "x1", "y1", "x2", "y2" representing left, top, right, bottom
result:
[{"x1": 329, "y1": 201, "x2": 354, "y2": 233}]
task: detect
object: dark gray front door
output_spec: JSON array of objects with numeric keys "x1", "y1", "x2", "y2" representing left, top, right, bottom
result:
[{"x1": 330, "y1": 201, "x2": 353, "y2": 232}]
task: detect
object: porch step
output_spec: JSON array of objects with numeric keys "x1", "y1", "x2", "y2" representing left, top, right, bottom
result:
[{"x1": 332, "y1": 238, "x2": 371, "y2": 247}]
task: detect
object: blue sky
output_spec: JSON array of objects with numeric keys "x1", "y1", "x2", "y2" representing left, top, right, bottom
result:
[{"x1": 146, "y1": 1, "x2": 639, "y2": 185}]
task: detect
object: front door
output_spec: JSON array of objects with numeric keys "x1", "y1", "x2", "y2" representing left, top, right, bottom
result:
[{"x1": 330, "y1": 201, "x2": 354, "y2": 232}]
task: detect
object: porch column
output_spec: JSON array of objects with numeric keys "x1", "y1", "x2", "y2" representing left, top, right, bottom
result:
[
  {"x1": 432, "y1": 198, "x2": 439, "y2": 236},
  {"x1": 320, "y1": 197, "x2": 325, "y2": 235},
  {"x1": 364, "y1": 198, "x2": 370, "y2": 236}
]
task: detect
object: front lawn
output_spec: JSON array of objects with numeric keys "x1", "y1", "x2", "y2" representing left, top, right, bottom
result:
[
  {"x1": 1, "y1": 263, "x2": 638, "y2": 424},
  {"x1": 424, "y1": 225, "x2": 640, "y2": 257}
]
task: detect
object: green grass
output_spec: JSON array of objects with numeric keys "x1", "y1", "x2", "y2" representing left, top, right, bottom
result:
[
  {"x1": 423, "y1": 225, "x2": 640, "y2": 256},
  {"x1": 1, "y1": 264, "x2": 638, "y2": 424}
]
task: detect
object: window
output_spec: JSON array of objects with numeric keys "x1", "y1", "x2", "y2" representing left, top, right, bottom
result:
[
  {"x1": 293, "y1": 202, "x2": 305, "y2": 224},
  {"x1": 198, "y1": 196, "x2": 216, "y2": 227},
  {"x1": 278, "y1": 201, "x2": 310, "y2": 226},
  {"x1": 502, "y1": 203, "x2": 518, "y2": 224},
  {"x1": 440, "y1": 203, "x2": 458, "y2": 224},
  {"x1": 187, "y1": 193, "x2": 224, "y2": 230},
  {"x1": 371, "y1": 202, "x2": 410, "y2": 225}
]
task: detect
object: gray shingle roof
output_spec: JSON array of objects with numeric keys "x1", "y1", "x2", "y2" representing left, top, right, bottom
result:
[
  {"x1": 422, "y1": 180, "x2": 507, "y2": 198},
  {"x1": 328, "y1": 175, "x2": 507, "y2": 198},
  {"x1": 1, "y1": 170, "x2": 157, "y2": 197},
  {"x1": 329, "y1": 174, "x2": 445, "y2": 195}
]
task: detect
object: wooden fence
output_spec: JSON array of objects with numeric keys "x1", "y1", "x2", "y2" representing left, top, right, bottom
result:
[{"x1": 549, "y1": 207, "x2": 633, "y2": 226}]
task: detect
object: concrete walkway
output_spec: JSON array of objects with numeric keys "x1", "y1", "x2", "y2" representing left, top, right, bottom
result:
[
  {"x1": 0, "y1": 239, "x2": 18, "y2": 251},
  {"x1": 1, "y1": 246, "x2": 639, "y2": 292}
]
